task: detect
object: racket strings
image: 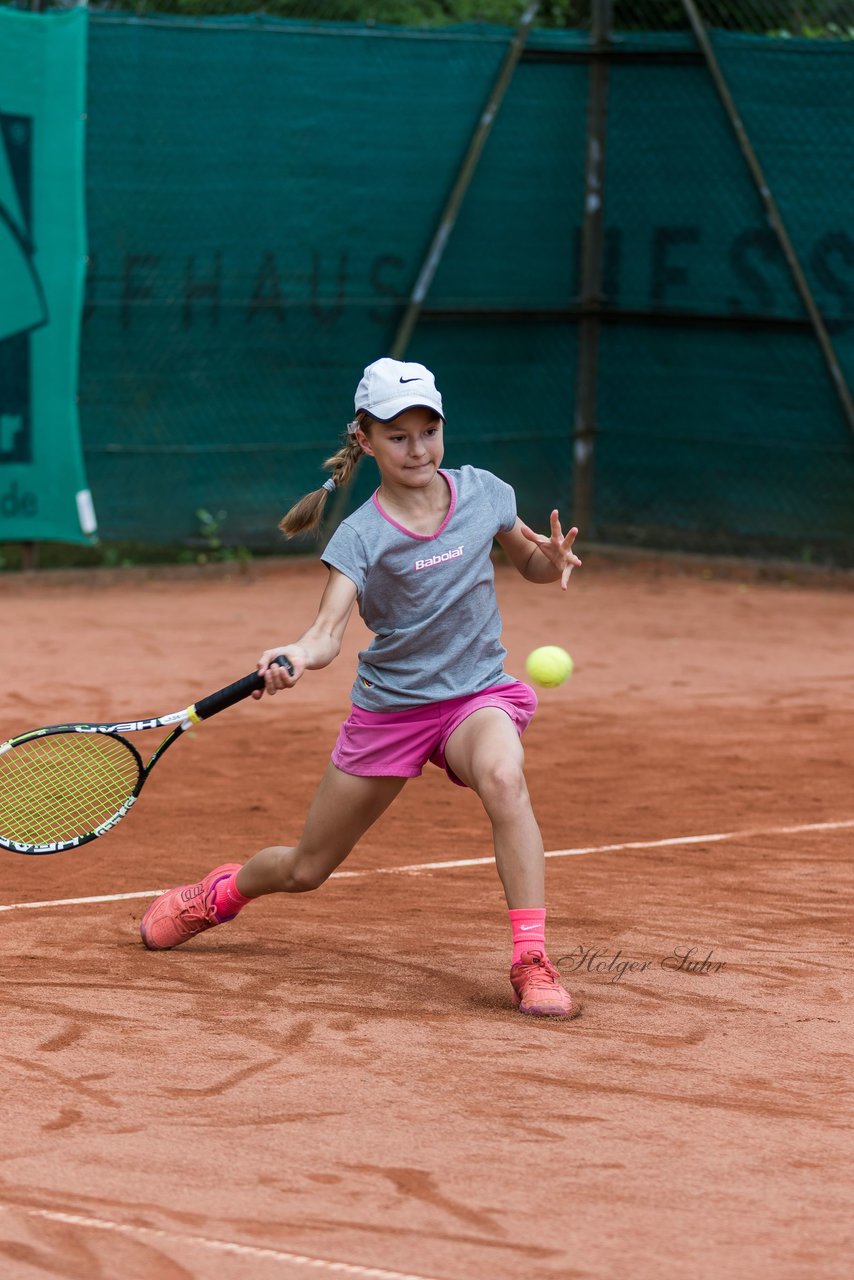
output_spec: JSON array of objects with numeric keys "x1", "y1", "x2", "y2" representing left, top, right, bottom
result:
[{"x1": 0, "y1": 733, "x2": 140, "y2": 844}]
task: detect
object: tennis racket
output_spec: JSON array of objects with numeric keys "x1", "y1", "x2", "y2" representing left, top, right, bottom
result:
[{"x1": 0, "y1": 655, "x2": 293, "y2": 856}]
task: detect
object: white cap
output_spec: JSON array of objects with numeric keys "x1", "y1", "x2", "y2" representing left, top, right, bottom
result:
[{"x1": 354, "y1": 357, "x2": 444, "y2": 423}]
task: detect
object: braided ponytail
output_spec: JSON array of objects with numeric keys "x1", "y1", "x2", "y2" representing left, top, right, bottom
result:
[{"x1": 278, "y1": 411, "x2": 376, "y2": 538}]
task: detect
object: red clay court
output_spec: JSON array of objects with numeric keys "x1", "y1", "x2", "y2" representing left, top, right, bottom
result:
[{"x1": 0, "y1": 551, "x2": 851, "y2": 1280}]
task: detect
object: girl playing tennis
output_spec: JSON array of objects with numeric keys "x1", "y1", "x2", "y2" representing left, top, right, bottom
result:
[{"x1": 141, "y1": 358, "x2": 581, "y2": 1017}]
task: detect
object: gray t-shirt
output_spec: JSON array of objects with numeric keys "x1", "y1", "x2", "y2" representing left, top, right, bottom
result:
[{"x1": 322, "y1": 465, "x2": 517, "y2": 710}]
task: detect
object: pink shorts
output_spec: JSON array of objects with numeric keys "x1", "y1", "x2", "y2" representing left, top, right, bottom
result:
[{"x1": 331, "y1": 680, "x2": 538, "y2": 789}]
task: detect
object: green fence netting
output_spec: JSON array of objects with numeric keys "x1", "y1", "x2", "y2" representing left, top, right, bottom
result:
[{"x1": 75, "y1": 11, "x2": 854, "y2": 557}]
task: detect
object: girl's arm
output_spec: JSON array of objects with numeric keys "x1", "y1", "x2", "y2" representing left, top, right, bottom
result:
[
  {"x1": 253, "y1": 567, "x2": 358, "y2": 695},
  {"x1": 496, "y1": 511, "x2": 582, "y2": 591}
]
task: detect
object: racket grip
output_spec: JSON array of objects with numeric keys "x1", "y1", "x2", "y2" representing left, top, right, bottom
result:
[{"x1": 192, "y1": 655, "x2": 295, "y2": 722}]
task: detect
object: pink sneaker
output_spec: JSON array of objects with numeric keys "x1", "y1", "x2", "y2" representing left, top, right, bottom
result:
[
  {"x1": 510, "y1": 950, "x2": 577, "y2": 1018},
  {"x1": 140, "y1": 863, "x2": 242, "y2": 950}
]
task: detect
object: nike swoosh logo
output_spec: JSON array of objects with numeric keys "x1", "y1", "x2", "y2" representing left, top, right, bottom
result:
[
  {"x1": 399, "y1": 377, "x2": 420, "y2": 383},
  {"x1": 520, "y1": 923, "x2": 542, "y2": 931}
]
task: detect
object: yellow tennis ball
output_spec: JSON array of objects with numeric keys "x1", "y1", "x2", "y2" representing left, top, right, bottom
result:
[{"x1": 525, "y1": 645, "x2": 573, "y2": 688}]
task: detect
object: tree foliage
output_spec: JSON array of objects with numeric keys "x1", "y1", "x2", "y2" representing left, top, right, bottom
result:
[{"x1": 12, "y1": 0, "x2": 854, "y2": 36}]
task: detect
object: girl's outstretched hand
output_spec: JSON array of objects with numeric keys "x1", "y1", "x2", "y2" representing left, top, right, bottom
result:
[{"x1": 520, "y1": 511, "x2": 582, "y2": 590}]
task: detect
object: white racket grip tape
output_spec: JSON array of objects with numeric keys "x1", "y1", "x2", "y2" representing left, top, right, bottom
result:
[{"x1": 156, "y1": 710, "x2": 193, "y2": 726}]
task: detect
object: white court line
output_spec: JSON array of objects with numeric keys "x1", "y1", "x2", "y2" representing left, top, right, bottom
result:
[
  {"x1": 1, "y1": 818, "x2": 852, "y2": 915},
  {"x1": 0, "y1": 890, "x2": 167, "y2": 912},
  {"x1": 0, "y1": 1203, "x2": 443, "y2": 1280}
]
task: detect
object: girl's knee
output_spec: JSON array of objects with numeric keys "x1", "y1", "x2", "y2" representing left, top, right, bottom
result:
[{"x1": 476, "y1": 760, "x2": 529, "y2": 815}]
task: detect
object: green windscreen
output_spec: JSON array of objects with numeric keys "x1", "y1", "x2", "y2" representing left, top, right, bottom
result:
[{"x1": 77, "y1": 17, "x2": 853, "y2": 555}]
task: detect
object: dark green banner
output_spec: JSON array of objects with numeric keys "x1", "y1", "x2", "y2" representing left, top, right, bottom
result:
[{"x1": 0, "y1": 8, "x2": 95, "y2": 544}]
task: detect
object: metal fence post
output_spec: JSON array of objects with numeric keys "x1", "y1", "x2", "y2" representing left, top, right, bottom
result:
[
  {"x1": 573, "y1": 0, "x2": 612, "y2": 537},
  {"x1": 19, "y1": 0, "x2": 45, "y2": 567},
  {"x1": 390, "y1": 1, "x2": 541, "y2": 362},
  {"x1": 322, "y1": 2, "x2": 540, "y2": 548},
  {"x1": 681, "y1": 0, "x2": 854, "y2": 442}
]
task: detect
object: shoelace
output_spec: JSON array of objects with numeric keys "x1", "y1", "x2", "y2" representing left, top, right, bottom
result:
[
  {"x1": 179, "y1": 885, "x2": 220, "y2": 928},
  {"x1": 520, "y1": 956, "x2": 563, "y2": 990}
]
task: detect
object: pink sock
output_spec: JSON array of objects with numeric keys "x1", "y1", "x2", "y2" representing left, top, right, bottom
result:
[
  {"x1": 509, "y1": 908, "x2": 547, "y2": 964},
  {"x1": 213, "y1": 871, "x2": 253, "y2": 922}
]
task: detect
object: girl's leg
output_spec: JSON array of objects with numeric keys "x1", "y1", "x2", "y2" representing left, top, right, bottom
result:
[
  {"x1": 442, "y1": 708, "x2": 544, "y2": 908},
  {"x1": 236, "y1": 763, "x2": 408, "y2": 897},
  {"x1": 443, "y1": 709, "x2": 575, "y2": 1017},
  {"x1": 140, "y1": 764, "x2": 406, "y2": 950}
]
